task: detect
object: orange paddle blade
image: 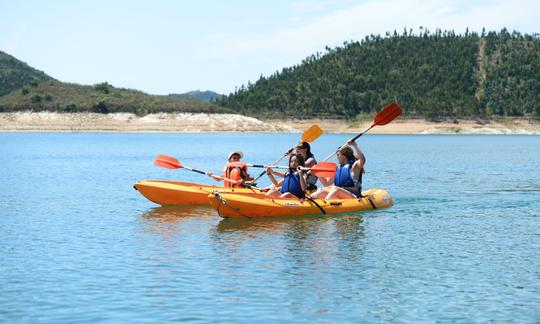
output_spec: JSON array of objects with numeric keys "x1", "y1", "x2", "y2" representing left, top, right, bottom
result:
[
  {"x1": 301, "y1": 124, "x2": 324, "y2": 143},
  {"x1": 372, "y1": 102, "x2": 402, "y2": 127},
  {"x1": 154, "y1": 154, "x2": 183, "y2": 169},
  {"x1": 308, "y1": 161, "x2": 337, "y2": 178}
]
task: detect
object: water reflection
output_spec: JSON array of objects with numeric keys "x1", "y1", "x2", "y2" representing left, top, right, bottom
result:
[
  {"x1": 212, "y1": 214, "x2": 367, "y2": 261},
  {"x1": 142, "y1": 205, "x2": 217, "y2": 220},
  {"x1": 215, "y1": 214, "x2": 365, "y2": 238},
  {"x1": 139, "y1": 205, "x2": 218, "y2": 237},
  {"x1": 210, "y1": 214, "x2": 368, "y2": 299}
]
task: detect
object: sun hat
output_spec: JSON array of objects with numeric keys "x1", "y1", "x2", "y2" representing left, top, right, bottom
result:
[{"x1": 227, "y1": 151, "x2": 244, "y2": 161}]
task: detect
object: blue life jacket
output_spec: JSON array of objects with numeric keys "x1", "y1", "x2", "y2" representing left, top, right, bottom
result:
[
  {"x1": 280, "y1": 171, "x2": 304, "y2": 198},
  {"x1": 334, "y1": 161, "x2": 362, "y2": 196}
]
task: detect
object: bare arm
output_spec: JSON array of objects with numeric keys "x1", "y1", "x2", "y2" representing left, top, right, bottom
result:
[
  {"x1": 271, "y1": 170, "x2": 286, "y2": 177},
  {"x1": 207, "y1": 167, "x2": 225, "y2": 182},
  {"x1": 348, "y1": 140, "x2": 366, "y2": 170},
  {"x1": 304, "y1": 157, "x2": 316, "y2": 168},
  {"x1": 266, "y1": 167, "x2": 282, "y2": 187}
]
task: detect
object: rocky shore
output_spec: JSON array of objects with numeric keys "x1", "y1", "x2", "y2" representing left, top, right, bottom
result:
[
  {"x1": 1, "y1": 111, "x2": 539, "y2": 134},
  {"x1": 0, "y1": 112, "x2": 294, "y2": 132}
]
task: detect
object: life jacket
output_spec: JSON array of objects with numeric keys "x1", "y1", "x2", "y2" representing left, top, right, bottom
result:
[
  {"x1": 305, "y1": 155, "x2": 318, "y2": 187},
  {"x1": 224, "y1": 165, "x2": 247, "y2": 188},
  {"x1": 280, "y1": 171, "x2": 305, "y2": 198},
  {"x1": 334, "y1": 161, "x2": 362, "y2": 196}
]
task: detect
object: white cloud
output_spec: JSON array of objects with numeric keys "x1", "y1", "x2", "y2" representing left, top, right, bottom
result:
[
  {"x1": 198, "y1": 0, "x2": 539, "y2": 92},
  {"x1": 4, "y1": 0, "x2": 538, "y2": 94},
  {"x1": 205, "y1": 0, "x2": 539, "y2": 60}
]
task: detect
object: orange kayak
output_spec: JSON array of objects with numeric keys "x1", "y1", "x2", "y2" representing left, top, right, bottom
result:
[
  {"x1": 208, "y1": 189, "x2": 393, "y2": 218},
  {"x1": 134, "y1": 180, "x2": 263, "y2": 205}
]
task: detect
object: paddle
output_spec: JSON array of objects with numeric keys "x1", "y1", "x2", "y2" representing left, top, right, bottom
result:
[
  {"x1": 154, "y1": 154, "x2": 242, "y2": 185},
  {"x1": 227, "y1": 162, "x2": 288, "y2": 169},
  {"x1": 228, "y1": 161, "x2": 337, "y2": 178},
  {"x1": 301, "y1": 123, "x2": 324, "y2": 143},
  {"x1": 322, "y1": 102, "x2": 402, "y2": 161},
  {"x1": 251, "y1": 124, "x2": 324, "y2": 183}
]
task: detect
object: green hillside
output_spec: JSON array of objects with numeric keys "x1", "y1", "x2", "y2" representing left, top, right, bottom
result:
[
  {"x1": 0, "y1": 80, "x2": 230, "y2": 115},
  {"x1": 0, "y1": 50, "x2": 54, "y2": 96},
  {"x1": 219, "y1": 29, "x2": 540, "y2": 119},
  {"x1": 0, "y1": 51, "x2": 228, "y2": 115}
]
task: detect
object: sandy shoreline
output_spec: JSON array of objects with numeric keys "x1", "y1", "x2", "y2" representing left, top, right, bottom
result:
[
  {"x1": 1, "y1": 111, "x2": 539, "y2": 134},
  {"x1": 275, "y1": 117, "x2": 540, "y2": 135}
]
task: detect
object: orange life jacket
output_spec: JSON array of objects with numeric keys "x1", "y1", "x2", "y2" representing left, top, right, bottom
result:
[{"x1": 223, "y1": 166, "x2": 246, "y2": 188}]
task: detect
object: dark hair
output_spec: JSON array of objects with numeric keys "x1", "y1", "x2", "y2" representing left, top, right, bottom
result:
[
  {"x1": 296, "y1": 141, "x2": 314, "y2": 159},
  {"x1": 289, "y1": 153, "x2": 305, "y2": 170},
  {"x1": 338, "y1": 146, "x2": 357, "y2": 162}
]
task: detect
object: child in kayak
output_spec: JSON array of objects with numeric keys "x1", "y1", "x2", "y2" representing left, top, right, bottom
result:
[
  {"x1": 265, "y1": 153, "x2": 307, "y2": 199},
  {"x1": 295, "y1": 141, "x2": 318, "y2": 190},
  {"x1": 310, "y1": 140, "x2": 365, "y2": 199},
  {"x1": 208, "y1": 151, "x2": 253, "y2": 188}
]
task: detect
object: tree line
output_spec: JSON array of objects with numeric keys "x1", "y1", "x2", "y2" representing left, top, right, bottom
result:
[
  {"x1": 0, "y1": 80, "x2": 230, "y2": 115},
  {"x1": 218, "y1": 28, "x2": 540, "y2": 119}
]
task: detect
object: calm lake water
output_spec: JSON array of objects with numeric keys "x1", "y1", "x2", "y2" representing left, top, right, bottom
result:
[{"x1": 1, "y1": 132, "x2": 539, "y2": 322}]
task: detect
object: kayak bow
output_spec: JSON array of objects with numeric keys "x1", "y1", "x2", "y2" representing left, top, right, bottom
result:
[{"x1": 134, "y1": 180, "x2": 262, "y2": 205}]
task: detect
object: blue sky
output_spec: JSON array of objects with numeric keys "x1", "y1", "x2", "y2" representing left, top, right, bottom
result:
[{"x1": 1, "y1": 0, "x2": 538, "y2": 95}]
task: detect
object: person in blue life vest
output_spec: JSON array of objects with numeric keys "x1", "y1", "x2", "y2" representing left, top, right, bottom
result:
[
  {"x1": 207, "y1": 151, "x2": 252, "y2": 188},
  {"x1": 265, "y1": 153, "x2": 307, "y2": 199},
  {"x1": 264, "y1": 142, "x2": 318, "y2": 191},
  {"x1": 295, "y1": 141, "x2": 318, "y2": 190},
  {"x1": 310, "y1": 139, "x2": 365, "y2": 199}
]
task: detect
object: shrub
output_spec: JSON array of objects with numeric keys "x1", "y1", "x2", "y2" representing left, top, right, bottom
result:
[
  {"x1": 94, "y1": 82, "x2": 112, "y2": 94},
  {"x1": 31, "y1": 94, "x2": 42, "y2": 103},
  {"x1": 92, "y1": 100, "x2": 109, "y2": 114},
  {"x1": 65, "y1": 103, "x2": 77, "y2": 112}
]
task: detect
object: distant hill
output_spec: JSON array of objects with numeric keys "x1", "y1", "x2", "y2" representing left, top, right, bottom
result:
[
  {"x1": 219, "y1": 28, "x2": 540, "y2": 119},
  {"x1": 0, "y1": 51, "x2": 230, "y2": 115},
  {"x1": 169, "y1": 90, "x2": 223, "y2": 102},
  {"x1": 0, "y1": 50, "x2": 54, "y2": 96},
  {"x1": 0, "y1": 80, "x2": 231, "y2": 115}
]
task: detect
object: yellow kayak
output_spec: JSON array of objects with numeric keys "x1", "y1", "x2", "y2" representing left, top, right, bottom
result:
[
  {"x1": 133, "y1": 180, "x2": 263, "y2": 205},
  {"x1": 208, "y1": 189, "x2": 393, "y2": 218}
]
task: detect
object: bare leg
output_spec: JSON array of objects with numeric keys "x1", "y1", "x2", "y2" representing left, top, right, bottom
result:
[
  {"x1": 309, "y1": 187, "x2": 331, "y2": 199},
  {"x1": 265, "y1": 187, "x2": 281, "y2": 196},
  {"x1": 325, "y1": 187, "x2": 357, "y2": 200}
]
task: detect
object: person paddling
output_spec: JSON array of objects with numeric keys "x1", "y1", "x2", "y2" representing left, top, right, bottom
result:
[
  {"x1": 295, "y1": 141, "x2": 318, "y2": 190},
  {"x1": 265, "y1": 153, "x2": 307, "y2": 199},
  {"x1": 208, "y1": 151, "x2": 252, "y2": 187},
  {"x1": 310, "y1": 140, "x2": 365, "y2": 199}
]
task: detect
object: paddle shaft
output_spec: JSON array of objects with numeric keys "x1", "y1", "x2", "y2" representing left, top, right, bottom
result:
[
  {"x1": 322, "y1": 102, "x2": 401, "y2": 162},
  {"x1": 155, "y1": 154, "x2": 245, "y2": 185},
  {"x1": 322, "y1": 124, "x2": 373, "y2": 162},
  {"x1": 247, "y1": 164, "x2": 289, "y2": 169},
  {"x1": 174, "y1": 164, "x2": 242, "y2": 184},
  {"x1": 251, "y1": 148, "x2": 293, "y2": 182},
  {"x1": 250, "y1": 123, "x2": 324, "y2": 182}
]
